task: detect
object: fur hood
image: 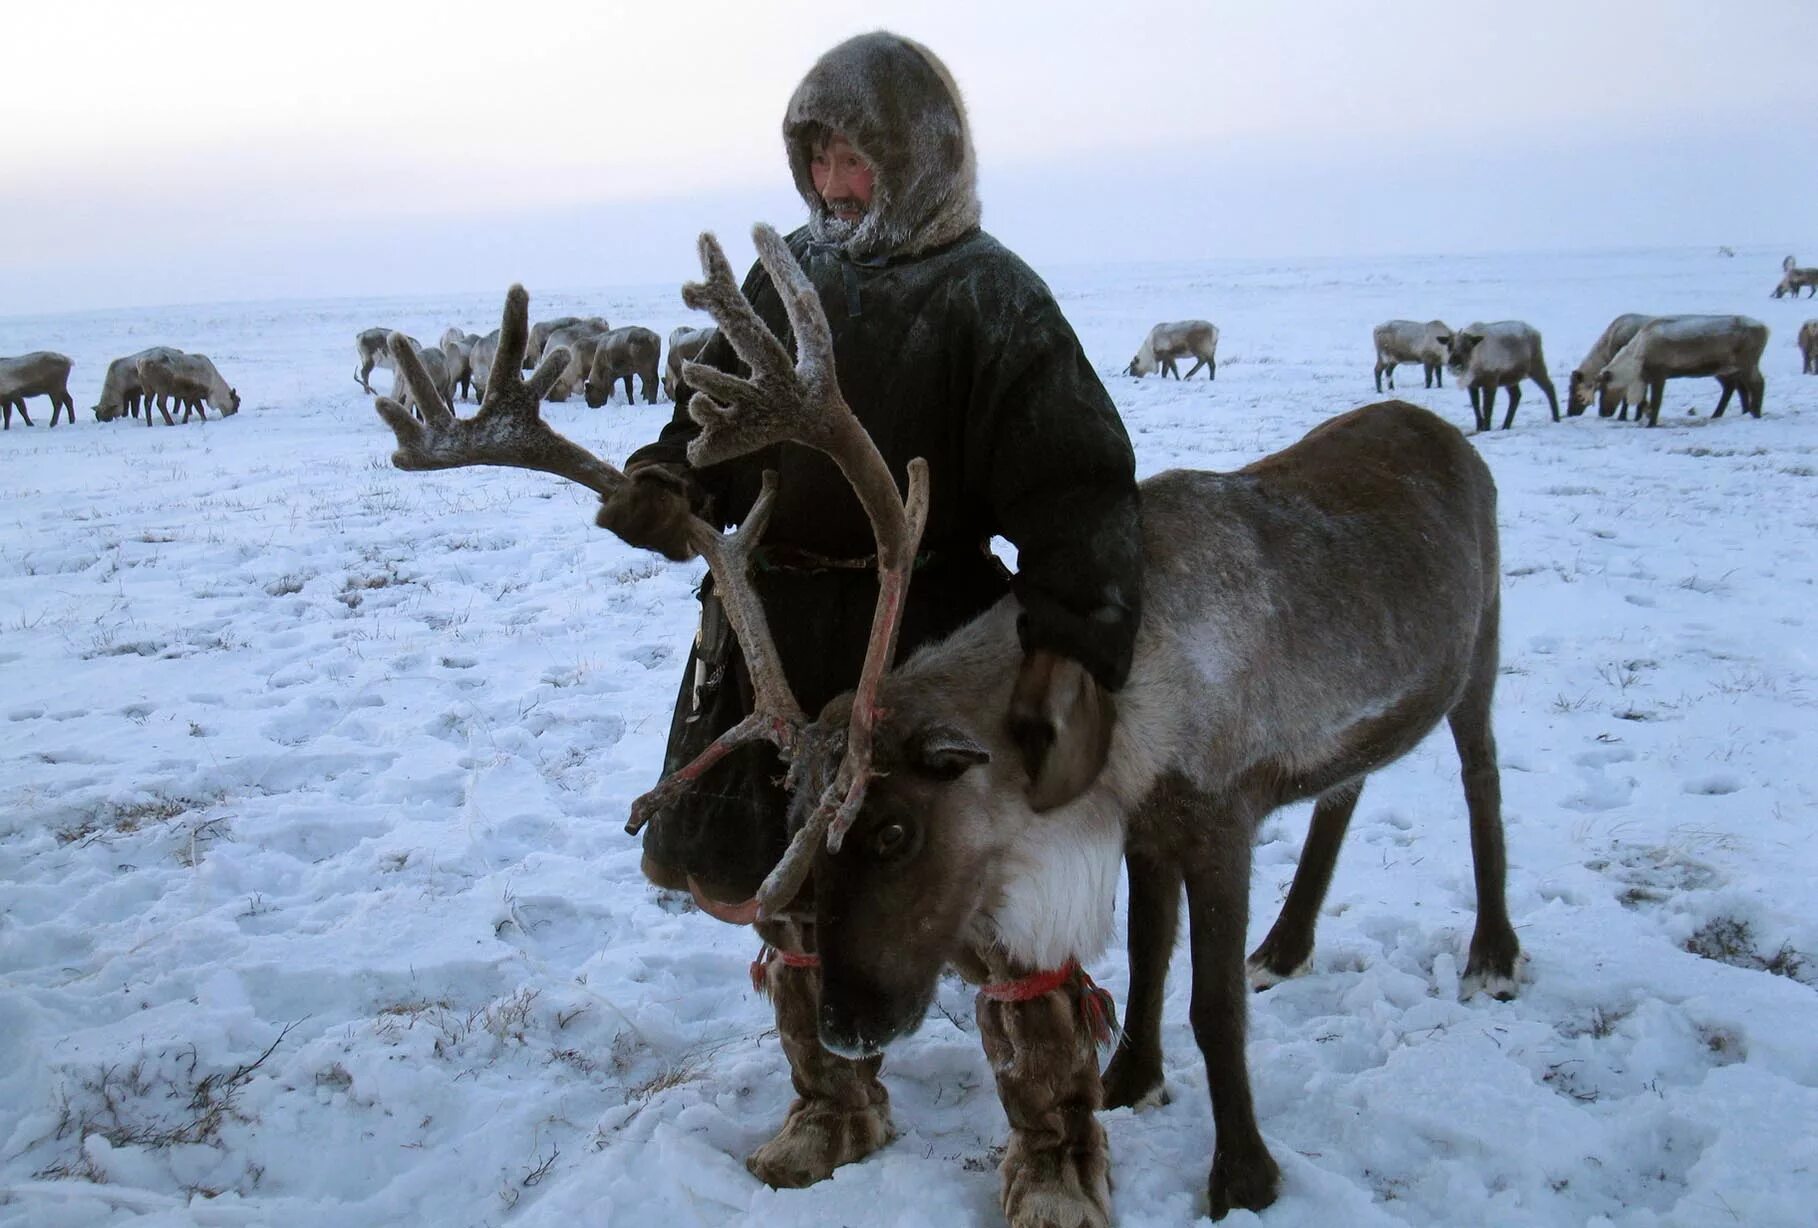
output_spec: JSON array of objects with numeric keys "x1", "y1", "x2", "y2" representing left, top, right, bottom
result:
[{"x1": 783, "y1": 32, "x2": 981, "y2": 262}]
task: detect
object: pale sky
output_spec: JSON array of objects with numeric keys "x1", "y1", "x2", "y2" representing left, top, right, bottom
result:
[{"x1": 5, "y1": 0, "x2": 1814, "y2": 313}]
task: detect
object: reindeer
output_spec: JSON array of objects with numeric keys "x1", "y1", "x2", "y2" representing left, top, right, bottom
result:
[
  {"x1": 468, "y1": 329, "x2": 501, "y2": 402},
  {"x1": 441, "y1": 328, "x2": 482, "y2": 401},
  {"x1": 373, "y1": 227, "x2": 1519, "y2": 1225},
  {"x1": 1372, "y1": 320, "x2": 1450, "y2": 392},
  {"x1": 1567, "y1": 313, "x2": 1655, "y2": 419},
  {"x1": 1597, "y1": 315, "x2": 1768, "y2": 427},
  {"x1": 356, "y1": 327, "x2": 419, "y2": 394},
  {"x1": 526, "y1": 316, "x2": 607, "y2": 370},
  {"x1": 1773, "y1": 255, "x2": 1818, "y2": 299},
  {"x1": 663, "y1": 325, "x2": 717, "y2": 401},
  {"x1": 0, "y1": 352, "x2": 77, "y2": 428},
  {"x1": 137, "y1": 352, "x2": 241, "y2": 424},
  {"x1": 1127, "y1": 319, "x2": 1218, "y2": 380},
  {"x1": 94, "y1": 347, "x2": 184, "y2": 422},
  {"x1": 1440, "y1": 321, "x2": 1559, "y2": 431},
  {"x1": 583, "y1": 325, "x2": 662, "y2": 407}
]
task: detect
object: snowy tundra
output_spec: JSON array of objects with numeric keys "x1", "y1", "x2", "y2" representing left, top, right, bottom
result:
[{"x1": 0, "y1": 245, "x2": 1815, "y2": 1228}]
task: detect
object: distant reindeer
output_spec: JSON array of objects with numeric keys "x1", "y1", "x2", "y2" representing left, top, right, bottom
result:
[
  {"x1": 390, "y1": 343, "x2": 454, "y2": 418},
  {"x1": 135, "y1": 352, "x2": 241, "y2": 425},
  {"x1": 94, "y1": 347, "x2": 184, "y2": 422},
  {"x1": 584, "y1": 326, "x2": 662, "y2": 407},
  {"x1": 1372, "y1": 319, "x2": 1450, "y2": 392},
  {"x1": 526, "y1": 316, "x2": 607, "y2": 370},
  {"x1": 1799, "y1": 320, "x2": 1818, "y2": 375},
  {"x1": 0, "y1": 352, "x2": 77, "y2": 429},
  {"x1": 1773, "y1": 255, "x2": 1818, "y2": 299},
  {"x1": 1127, "y1": 320, "x2": 1218, "y2": 380},
  {"x1": 1440, "y1": 321, "x2": 1559, "y2": 431},
  {"x1": 441, "y1": 329, "x2": 482, "y2": 401},
  {"x1": 373, "y1": 226, "x2": 1520, "y2": 1225},
  {"x1": 356, "y1": 328, "x2": 419, "y2": 394},
  {"x1": 468, "y1": 329, "x2": 501, "y2": 402},
  {"x1": 540, "y1": 321, "x2": 614, "y2": 402},
  {"x1": 1597, "y1": 315, "x2": 1768, "y2": 426},
  {"x1": 663, "y1": 326, "x2": 717, "y2": 401},
  {"x1": 1567, "y1": 313, "x2": 1655, "y2": 419}
]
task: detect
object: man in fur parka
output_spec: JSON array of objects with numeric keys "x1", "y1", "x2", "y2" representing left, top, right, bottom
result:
[{"x1": 601, "y1": 31, "x2": 1140, "y2": 1226}]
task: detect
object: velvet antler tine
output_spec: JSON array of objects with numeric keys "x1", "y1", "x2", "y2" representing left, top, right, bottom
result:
[
  {"x1": 389, "y1": 333, "x2": 451, "y2": 424},
  {"x1": 750, "y1": 223, "x2": 832, "y2": 370},
  {"x1": 374, "y1": 396, "x2": 425, "y2": 453},
  {"x1": 486, "y1": 285, "x2": 532, "y2": 404},
  {"x1": 680, "y1": 233, "x2": 793, "y2": 378},
  {"x1": 370, "y1": 289, "x2": 628, "y2": 499},
  {"x1": 526, "y1": 346, "x2": 571, "y2": 403}
]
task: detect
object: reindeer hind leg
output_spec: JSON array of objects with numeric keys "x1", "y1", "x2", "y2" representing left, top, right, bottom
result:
[
  {"x1": 1246, "y1": 778, "x2": 1363, "y2": 989},
  {"x1": 1451, "y1": 605, "x2": 1520, "y2": 1000}
]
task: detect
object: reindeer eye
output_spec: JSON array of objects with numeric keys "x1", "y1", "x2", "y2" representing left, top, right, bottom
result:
[{"x1": 872, "y1": 821, "x2": 911, "y2": 861}]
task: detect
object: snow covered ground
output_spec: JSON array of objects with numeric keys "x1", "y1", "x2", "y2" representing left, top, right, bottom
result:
[{"x1": 2, "y1": 244, "x2": 1815, "y2": 1227}]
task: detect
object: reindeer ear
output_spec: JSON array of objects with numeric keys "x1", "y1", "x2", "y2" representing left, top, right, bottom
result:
[{"x1": 909, "y1": 726, "x2": 990, "y2": 781}]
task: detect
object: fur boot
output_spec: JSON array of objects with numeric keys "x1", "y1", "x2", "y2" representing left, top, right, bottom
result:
[
  {"x1": 746, "y1": 948, "x2": 892, "y2": 1188},
  {"x1": 976, "y1": 970, "x2": 1111, "y2": 1228}
]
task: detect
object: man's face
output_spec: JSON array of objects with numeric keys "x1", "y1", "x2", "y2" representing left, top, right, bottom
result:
[{"x1": 810, "y1": 133, "x2": 875, "y2": 229}]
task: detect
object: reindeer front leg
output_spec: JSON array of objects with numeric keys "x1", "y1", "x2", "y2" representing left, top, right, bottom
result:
[
  {"x1": 977, "y1": 965, "x2": 1112, "y2": 1228},
  {"x1": 747, "y1": 926, "x2": 892, "y2": 1188}
]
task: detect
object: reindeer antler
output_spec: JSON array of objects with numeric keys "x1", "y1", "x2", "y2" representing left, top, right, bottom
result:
[
  {"x1": 373, "y1": 231, "x2": 929, "y2": 924},
  {"x1": 676, "y1": 227, "x2": 930, "y2": 916},
  {"x1": 369, "y1": 284, "x2": 807, "y2": 851}
]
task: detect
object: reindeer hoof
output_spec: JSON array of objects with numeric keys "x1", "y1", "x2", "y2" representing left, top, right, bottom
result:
[
  {"x1": 1208, "y1": 1144, "x2": 1281, "y2": 1221},
  {"x1": 745, "y1": 1099, "x2": 891, "y2": 1189},
  {"x1": 1460, "y1": 950, "x2": 1525, "y2": 1002},
  {"x1": 1101, "y1": 1051, "x2": 1167, "y2": 1110},
  {"x1": 1244, "y1": 949, "x2": 1311, "y2": 991},
  {"x1": 1001, "y1": 1120, "x2": 1111, "y2": 1228}
]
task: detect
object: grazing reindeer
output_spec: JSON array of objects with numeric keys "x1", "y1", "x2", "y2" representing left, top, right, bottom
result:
[
  {"x1": 0, "y1": 352, "x2": 77, "y2": 428},
  {"x1": 94, "y1": 347, "x2": 184, "y2": 423},
  {"x1": 373, "y1": 227, "x2": 1519, "y2": 1226},
  {"x1": 1597, "y1": 315, "x2": 1768, "y2": 427},
  {"x1": 441, "y1": 328, "x2": 482, "y2": 401},
  {"x1": 526, "y1": 316, "x2": 607, "y2": 370},
  {"x1": 1372, "y1": 319, "x2": 1450, "y2": 393},
  {"x1": 137, "y1": 352, "x2": 241, "y2": 424},
  {"x1": 356, "y1": 327, "x2": 419, "y2": 394},
  {"x1": 468, "y1": 329, "x2": 501, "y2": 402},
  {"x1": 1568, "y1": 313, "x2": 1655, "y2": 420},
  {"x1": 583, "y1": 326, "x2": 663, "y2": 407},
  {"x1": 1127, "y1": 319, "x2": 1218, "y2": 380},
  {"x1": 1773, "y1": 255, "x2": 1818, "y2": 299},
  {"x1": 663, "y1": 325, "x2": 717, "y2": 401}
]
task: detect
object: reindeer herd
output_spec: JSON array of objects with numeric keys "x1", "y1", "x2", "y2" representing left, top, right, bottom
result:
[
  {"x1": 1120, "y1": 253, "x2": 1815, "y2": 434},
  {"x1": 355, "y1": 315, "x2": 684, "y2": 417}
]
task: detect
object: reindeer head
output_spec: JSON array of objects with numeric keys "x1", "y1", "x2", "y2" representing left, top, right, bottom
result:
[{"x1": 1440, "y1": 330, "x2": 1480, "y2": 374}]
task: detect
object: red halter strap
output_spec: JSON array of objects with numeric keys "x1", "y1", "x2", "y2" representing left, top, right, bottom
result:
[{"x1": 749, "y1": 943, "x2": 821, "y2": 994}]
